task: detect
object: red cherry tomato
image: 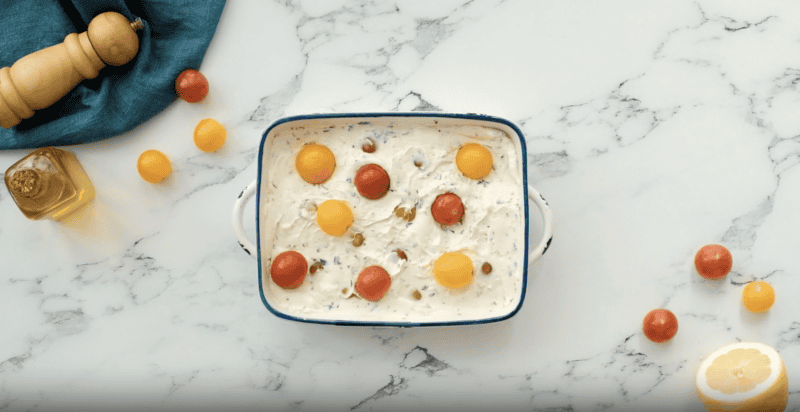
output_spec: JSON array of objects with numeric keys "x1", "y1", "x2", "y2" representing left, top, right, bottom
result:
[
  {"x1": 431, "y1": 192, "x2": 464, "y2": 226},
  {"x1": 642, "y1": 309, "x2": 678, "y2": 343},
  {"x1": 354, "y1": 164, "x2": 390, "y2": 200},
  {"x1": 175, "y1": 69, "x2": 209, "y2": 103},
  {"x1": 355, "y1": 266, "x2": 391, "y2": 302},
  {"x1": 270, "y1": 251, "x2": 307, "y2": 289},
  {"x1": 694, "y1": 244, "x2": 732, "y2": 280}
]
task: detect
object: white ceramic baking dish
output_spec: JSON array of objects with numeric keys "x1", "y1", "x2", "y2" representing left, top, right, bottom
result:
[{"x1": 233, "y1": 113, "x2": 553, "y2": 326}]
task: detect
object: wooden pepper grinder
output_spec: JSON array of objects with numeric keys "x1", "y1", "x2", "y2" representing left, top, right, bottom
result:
[{"x1": 0, "y1": 12, "x2": 144, "y2": 129}]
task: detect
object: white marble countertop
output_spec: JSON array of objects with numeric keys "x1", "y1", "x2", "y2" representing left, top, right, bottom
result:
[{"x1": 2, "y1": 1, "x2": 799, "y2": 411}]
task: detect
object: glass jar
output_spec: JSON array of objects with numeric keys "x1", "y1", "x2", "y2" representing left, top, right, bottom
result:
[{"x1": 4, "y1": 147, "x2": 95, "y2": 220}]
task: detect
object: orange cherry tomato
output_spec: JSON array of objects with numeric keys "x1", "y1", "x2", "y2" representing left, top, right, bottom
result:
[
  {"x1": 694, "y1": 244, "x2": 732, "y2": 280},
  {"x1": 642, "y1": 309, "x2": 678, "y2": 343},
  {"x1": 136, "y1": 149, "x2": 171, "y2": 183},
  {"x1": 175, "y1": 69, "x2": 209, "y2": 103},
  {"x1": 355, "y1": 266, "x2": 391, "y2": 302},
  {"x1": 431, "y1": 192, "x2": 464, "y2": 226},
  {"x1": 296, "y1": 144, "x2": 336, "y2": 185},
  {"x1": 193, "y1": 118, "x2": 226, "y2": 152},
  {"x1": 270, "y1": 251, "x2": 307, "y2": 289},
  {"x1": 354, "y1": 164, "x2": 390, "y2": 200},
  {"x1": 742, "y1": 281, "x2": 775, "y2": 313}
]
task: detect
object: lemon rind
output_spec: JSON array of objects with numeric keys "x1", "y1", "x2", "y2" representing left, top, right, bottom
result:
[{"x1": 695, "y1": 342, "x2": 786, "y2": 407}]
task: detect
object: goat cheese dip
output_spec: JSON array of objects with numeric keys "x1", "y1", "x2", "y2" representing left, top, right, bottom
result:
[{"x1": 259, "y1": 118, "x2": 526, "y2": 323}]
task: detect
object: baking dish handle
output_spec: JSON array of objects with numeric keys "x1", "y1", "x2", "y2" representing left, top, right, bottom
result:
[
  {"x1": 527, "y1": 185, "x2": 554, "y2": 260},
  {"x1": 232, "y1": 179, "x2": 258, "y2": 258}
]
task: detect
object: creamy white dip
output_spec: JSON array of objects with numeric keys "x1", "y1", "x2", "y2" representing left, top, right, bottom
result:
[{"x1": 259, "y1": 117, "x2": 526, "y2": 323}]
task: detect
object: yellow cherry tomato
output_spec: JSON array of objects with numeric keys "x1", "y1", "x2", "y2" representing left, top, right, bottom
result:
[
  {"x1": 456, "y1": 143, "x2": 492, "y2": 180},
  {"x1": 434, "y1": 252, "x2": 473, "y2": 289},
  {"x1": 296, "y1": 144, "x2": 336, "y2": 184},
  {"x1": 194, "y1": 118, "x2": 226, "y2": 152},
  {"x1": 316, "y1": 199, "x2": 353, "y2": 236},
  {"x1": 743, "y1": 281, "x2": 775, "y2": 313},
  {"x1": 137, "y1": 150, "x2": 172, "y2": 183}
]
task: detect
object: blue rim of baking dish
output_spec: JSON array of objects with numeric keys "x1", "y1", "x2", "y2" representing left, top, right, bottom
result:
[{"x1": 256, "y1": 112, "x2": 530, "y2": 327}]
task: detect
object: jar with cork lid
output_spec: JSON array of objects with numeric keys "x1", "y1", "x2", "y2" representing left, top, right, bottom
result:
[{"x1": 4, "y1": 147, "x2": 95, "y2": 220}]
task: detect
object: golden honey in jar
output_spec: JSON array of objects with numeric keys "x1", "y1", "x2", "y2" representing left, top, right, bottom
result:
[{"x1": 4, "y1": 147, "x2": 95, "y2": 220}]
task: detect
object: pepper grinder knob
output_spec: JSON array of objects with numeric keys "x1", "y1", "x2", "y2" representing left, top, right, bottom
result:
[
  {"x1": 89, "y1": 12, "x2": 142, "y2": 66},
  {"x1": 0, "y1": 12, "x2": 143, "y2": 129}
]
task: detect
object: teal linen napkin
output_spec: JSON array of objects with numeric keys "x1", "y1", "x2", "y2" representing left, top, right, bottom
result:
[{"x1": 0, "y1": 0, "x2": 226, "y2": 150}]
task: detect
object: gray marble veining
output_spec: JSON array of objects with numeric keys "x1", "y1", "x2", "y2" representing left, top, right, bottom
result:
[{"x1": 1, "y1": 0, "x2": 799, "y2": 411}]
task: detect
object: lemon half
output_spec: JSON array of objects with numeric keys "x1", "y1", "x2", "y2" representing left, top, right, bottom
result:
[{"x1": 696, "y1": 342, "x2": 788, "y2": 412}]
